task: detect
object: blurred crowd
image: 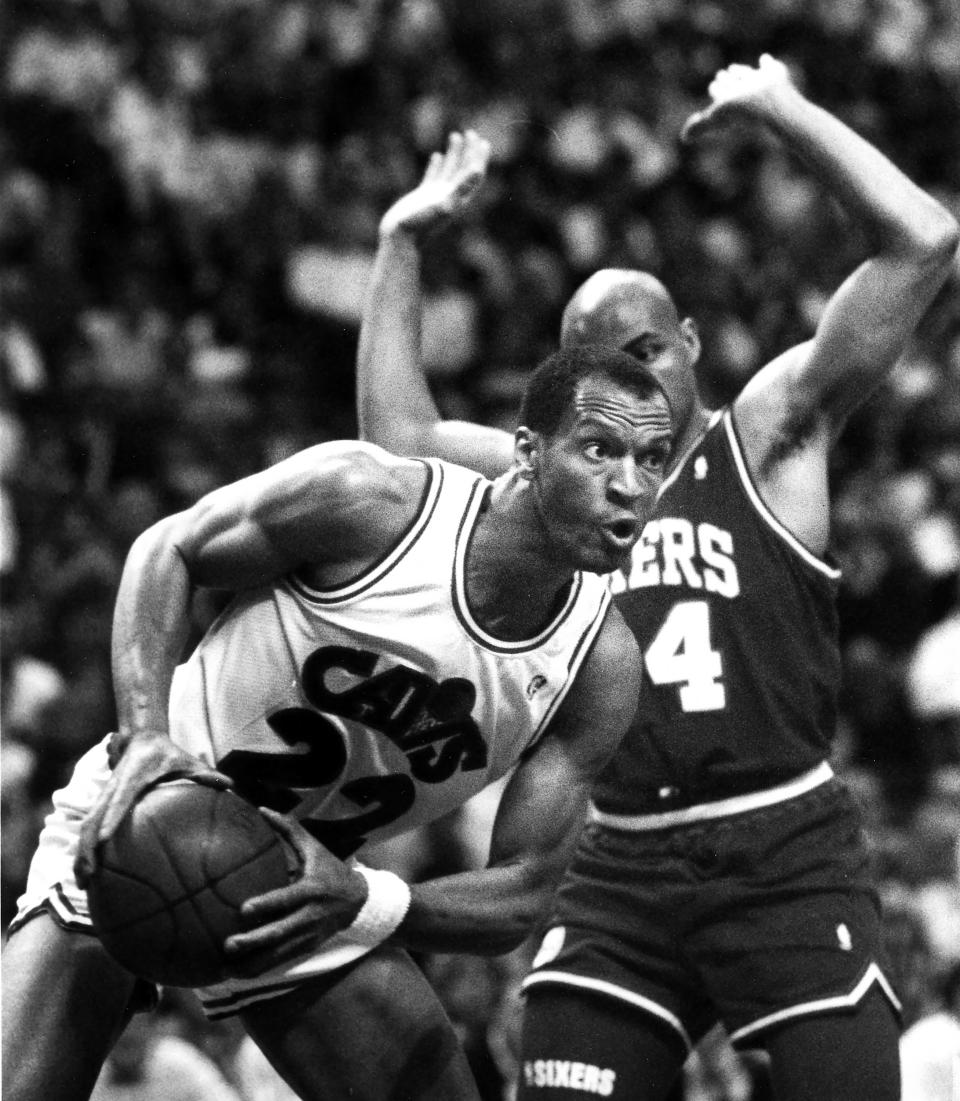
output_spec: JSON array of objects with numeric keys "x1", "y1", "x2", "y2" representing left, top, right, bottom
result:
[{"x1": 2, "y1": 0, "x2": 959, "y2": 1097}]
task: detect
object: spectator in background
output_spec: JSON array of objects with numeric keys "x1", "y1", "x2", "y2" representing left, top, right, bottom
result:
[
  {"x1": 900, "y1": 962, "x2": 960, "y2": 1101},
  {"x1": 907, "y1": 577, "x2": 960, "y2": 770}
]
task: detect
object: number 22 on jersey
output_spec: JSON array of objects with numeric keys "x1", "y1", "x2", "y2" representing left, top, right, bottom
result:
[{"x1": 644, "y1": 600, "x2": 725, "y2": 712}]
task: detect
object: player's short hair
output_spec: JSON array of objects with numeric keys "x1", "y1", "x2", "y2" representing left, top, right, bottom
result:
[{"x1": 519, "y1": 343, "x2": 670, "y2": 437}]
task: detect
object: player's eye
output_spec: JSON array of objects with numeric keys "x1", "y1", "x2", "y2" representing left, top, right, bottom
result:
[
  {"x1": 623, "y1": 336, "x2": 665, "y2": 362},
  {"x1": 640, "y1": 446, "x2": 669, "y2": 471},
  {"x1": 583, "y1": 440, "x2": 610, "y2": 461}
]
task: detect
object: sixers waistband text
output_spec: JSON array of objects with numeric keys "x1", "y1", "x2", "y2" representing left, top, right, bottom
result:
[{"x1": 523, "y1": 1060, "x2": 616, "y2": 1095}]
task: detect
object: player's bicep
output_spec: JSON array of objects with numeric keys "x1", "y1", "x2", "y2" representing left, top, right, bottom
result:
[
  {"x1": 755, "y1": 253, "x2": 949, "y2": 441},
  {"x1": 809, "y1": 253, "x2": 951, "y2": 423},
  {"x1": 174, "y1": 443, "x2": 423, "y2": 590}
]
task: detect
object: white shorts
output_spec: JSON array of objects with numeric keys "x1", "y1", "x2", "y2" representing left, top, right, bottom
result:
[{"x1": 11, "y1": 735, "x2": 382, "y2": 1019}]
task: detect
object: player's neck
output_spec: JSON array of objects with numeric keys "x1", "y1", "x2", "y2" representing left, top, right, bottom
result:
[
  {"x1": 464, "y1": 485, "x2": 575, "y2": 641},
  {"x1": 669, "y1": 404, "x2": 714, "y2": 474}
]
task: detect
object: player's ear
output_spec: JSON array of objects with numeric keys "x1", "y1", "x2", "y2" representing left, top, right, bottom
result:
[
  {"x1": 680, "y1": 317, "x2": 701, "y2": 365},
  {"x1": 514, "y1": 427, "x2": 540, "y2": 480}
]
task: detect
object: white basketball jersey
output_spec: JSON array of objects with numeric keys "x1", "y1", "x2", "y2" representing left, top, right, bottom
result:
[{"x1": 169, "y1": 458, "x2": 611, "y2": 859}]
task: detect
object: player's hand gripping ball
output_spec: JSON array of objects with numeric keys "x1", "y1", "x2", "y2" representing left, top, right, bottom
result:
[{"x1": 86, "y1": 779, "x2": 301, "y2": 987}]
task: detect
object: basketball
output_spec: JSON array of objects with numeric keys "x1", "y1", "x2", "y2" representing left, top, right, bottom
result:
[{"x1": 86, "y1": 779, "x2": 301, "y2": 988}]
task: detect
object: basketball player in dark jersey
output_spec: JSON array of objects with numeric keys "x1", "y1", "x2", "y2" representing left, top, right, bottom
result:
[{"x1": 355, "y1": 58, "x2": 958, "y2": 1100}]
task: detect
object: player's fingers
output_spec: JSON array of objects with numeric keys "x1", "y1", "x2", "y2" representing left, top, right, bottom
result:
[
  {"x1": 74, "y1": 811, "x2": 105, "y2": 886},
  {"x1": 422, "y1": 150, "x2": 445, "y2": 183},
  {"x1": 256, "y1": 806, "x2": 312, "y2": 853},
  {"x1": 187, "y1": 768, "x2": 234, "y2": 792},
  {"x1": 442, "y1": 131, "x2": 466, "y2": 178},
  {"x1": 224, "y1": 942, "x2": 314, "y2": 978},
  {"x1": 464, "y1": 129, "x2": 488, "y2": 160},
  {"x1": 708, "y1": 72, "x2": 741, "y2": 102},
  {"x1": 223, "y1": 921, "x2": 324, "y2": 975},
  {"x1": 227, "y1": 909, "x2": 301, "y2": 948},
  {"x1": 680, "y1": 108, "x2": 712, "y2": 143},
  {"x1": 463, "y1": 130, "x2": 490, "y2": 177},
  {"x1": 96, "y1": 795, "x2": 136, "y2": 842},
  {"x1": 94, "y1": 766, "x2": 149, "y2": 842},
  {"x1": 237, "y1": 876, "x2": 321, "y2": 921},
  {"x1": 107, "y1": 731, "x2": 131, "y2": 769}
]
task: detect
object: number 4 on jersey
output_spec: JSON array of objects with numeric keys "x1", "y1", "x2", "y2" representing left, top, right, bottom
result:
[{"x1": 644, "y1": 600, "x2": 725, "y2": 712}]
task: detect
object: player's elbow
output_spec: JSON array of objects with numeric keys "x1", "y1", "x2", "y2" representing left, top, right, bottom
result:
[
  {"x1": 356, "y1": 414, "x2": 431, "y2": 459},
  {"x1": 128, "y1": 513, "x2": 189, "y2": 571},
  {"x1": 909, "y1": 205, "x2": 960, "y2": 270},
  {"x1": 482, "y1": 857, "x2": 565, "y2": 955}
]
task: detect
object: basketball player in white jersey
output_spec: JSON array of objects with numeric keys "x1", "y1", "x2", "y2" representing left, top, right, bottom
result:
[{"x1": 2, "y1": 341, "x2": 672, "y2": 1101}]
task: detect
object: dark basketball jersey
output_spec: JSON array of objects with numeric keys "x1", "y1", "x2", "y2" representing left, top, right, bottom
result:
[{"x1": 592, "y1": 408, "x2": 842, "y2": 815}]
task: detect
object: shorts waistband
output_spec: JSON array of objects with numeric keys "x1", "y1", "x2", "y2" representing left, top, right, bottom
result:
[{"x1": 588, "y1": 761, "x2": 834, "y2": 831}]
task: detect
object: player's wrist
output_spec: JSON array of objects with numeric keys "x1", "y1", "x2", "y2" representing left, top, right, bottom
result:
[
  {"x1": 752, "y1": 81, "x2": 814, "y2": 136},
  {"x1": 378, "y1": 219, "x2": 425, "y2": 249},
  {"x1": 346, "y1": 866, "x2": 412, "y2": 947}
]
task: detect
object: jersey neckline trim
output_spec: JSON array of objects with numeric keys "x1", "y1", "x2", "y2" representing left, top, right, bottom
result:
[
  {"x1": 451, "y1": 482, "x2": 589, "y2": 653},
  {"x1": 722, "y1": 410, "x2": 841, "y2": 580},
  {"x1": 655, "y1": 408, "x2": 722, "y2": 501},
  {"x1": 286, "y1": 459, "x2": 443, "y2": 604}
]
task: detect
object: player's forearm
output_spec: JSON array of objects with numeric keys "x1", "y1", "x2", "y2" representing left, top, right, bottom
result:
[
  {"x1": 397, "y1": 857, "x2": 562, "y2": 956},
  {"x1": 771, "y1": 86, "x2": 958, "y2": 259},
  {"x1": 356, "y1": 229, "x2": 443, "y2": 455},
  {"x1": 111, "y1": 517, "x2": 193, "y2": 738}
]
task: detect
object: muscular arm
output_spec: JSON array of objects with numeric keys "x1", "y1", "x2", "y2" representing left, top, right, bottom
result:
[
  {"x1": 395, "y1": 607, "x2": 641, "y2": 955},
  {"x1": 357, "y1": 131, "x2": 515, "y2": 478},
  {"x1": 692, "y1": 58, "x2": 959, "y2": 552},
  {"x1": 79, "y1": 444, "x2": 427, "y2": 870}
]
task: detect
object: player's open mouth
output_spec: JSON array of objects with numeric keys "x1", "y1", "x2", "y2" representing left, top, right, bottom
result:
[{"x1": 602, "y1": 518, "x2": 639, "y2": 550}]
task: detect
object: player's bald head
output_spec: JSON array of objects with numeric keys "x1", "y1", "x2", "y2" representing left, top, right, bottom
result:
[{"x1": 560, "y1": 270, "x2": 681, "y2": 353}]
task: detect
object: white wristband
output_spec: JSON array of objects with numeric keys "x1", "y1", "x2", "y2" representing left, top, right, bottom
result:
[{"x1": 348, "y1": 866, "x2": 412, "y2": 947}]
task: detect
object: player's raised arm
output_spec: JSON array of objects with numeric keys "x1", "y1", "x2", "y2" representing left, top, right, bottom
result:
[
  {"x1": 357, "y1": 130, "x2": 515, "y2": 478},
  {"x1": 222, "y1": 606, "x2": 642, "y2": 969},
  {"x1": 75, "y1": 444, "x2": 427, "y2": 882},
  {"x1": 683, "y1": 56, "x2": 958, "y2": 551}
]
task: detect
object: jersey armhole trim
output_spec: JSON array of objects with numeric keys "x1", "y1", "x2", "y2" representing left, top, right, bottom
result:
[
  {"x1": 286, "y1": 459, "x2": 444, "y2": 604},
  {"x1": 723, "y1": 409, "x2": 841, "y2": 581},
  {"x1": 519, "y1": 589, "x2": 612, "y2": 757},
  {"x1": 655, "y1": 409, "x2": 724, "y2": 502}
]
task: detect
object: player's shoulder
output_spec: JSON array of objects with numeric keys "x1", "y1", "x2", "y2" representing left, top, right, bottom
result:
[
  {"x1": 578, "y1": 599, "x2": 641, "y2": 694},
  {"x1": 595, "y1": 600, "x2": 641, "y2": 661},
  {"x1": 546, "y1": 598, "x2": 641, "y2": 749},
  {"x1": 280, "y1": 439, "x2": 429, "y2": 503}
]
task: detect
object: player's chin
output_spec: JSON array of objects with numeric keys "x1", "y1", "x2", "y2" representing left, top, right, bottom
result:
[{"x1": 579, "y1": 532, "x2": 636, "y2": 574}]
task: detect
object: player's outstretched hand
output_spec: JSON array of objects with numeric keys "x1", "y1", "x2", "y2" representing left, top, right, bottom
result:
[
  {"x1": 74, "y1": 731, "x2": 232, "y2": 887},
  {"x1": 222, "y1": 809, "x2": 368, "y2": 978},
  {"x1": 379, "y1": 129, "x2": 491, "y2": 239},
  {"x1": 681, "y1": 54, "x2": 798, "y2": 142}
]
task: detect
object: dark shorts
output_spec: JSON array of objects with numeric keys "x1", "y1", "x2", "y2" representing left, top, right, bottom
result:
[{"x1": 522, "y1": 778, "x2": 901, "y2": 1049}]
